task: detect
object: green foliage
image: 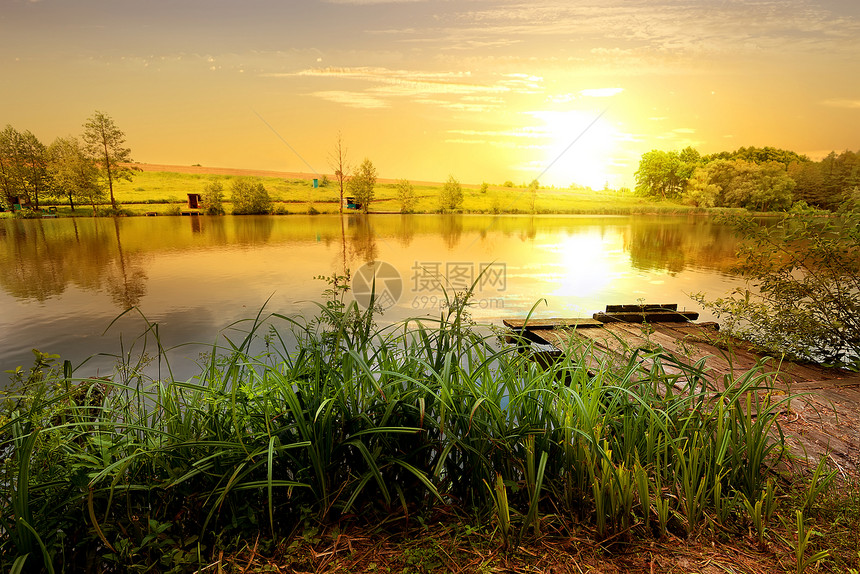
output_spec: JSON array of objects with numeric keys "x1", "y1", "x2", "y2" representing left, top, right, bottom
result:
[
  {"x1": 684, "y1": 166, "x2": 720, "y2": 208},
  {"x1": 48, "y1": 136, "x2": 104, "y2": 212},
  {"x1": 200, "y1": 180, "x2": 225, "y2": 215},
  {"x1": 635, "y1": 147, "x2": 700, "y2": 200},
  {"x1": 440, "y1": 175, "x2": 463, "y2": 211},
  {"x1": 347, "y1": 158, "x2": 377, "y2": 214},
  {"x1": 695, "y1": 213, "x2": 860, "y2": 367},
  {"x1": 480, "y1": 182, "x2": 489, "y2": 194},
  {"x1": 82, "y1": 111, "x2": 133, "y2": 210},
  {"x1": 0, "y1": 125, "x2": 51, "y2": 211},
  {"x1": 790, "y1": 150, "x2": 860, "y2": 210},
  {"x1": 703, "y1": 146, "x2": 809, "y2": 169},
  {"x1": 685, "y1": 159, "x2": 795, "y2": 211},
  {"x1": 783, "y1": 510, "x2": 829, "y2": 574},
  {"x1": 230, "y1": 178, "x2": 271, "y2": 214},
  {"x1": 395, "y1": 178, "x2": 416, "y2": 213},
  {"x1": 1, "y1": 278, "x2": 818, "y2": 570}
]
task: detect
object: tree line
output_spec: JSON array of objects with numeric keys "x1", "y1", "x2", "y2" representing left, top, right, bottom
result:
[
  {"x1": 0, "y1": 112, "x2": 132, "y2": 213},
  {"x1": 635, "y1": 145, "x2": 860, "y2": 211}
]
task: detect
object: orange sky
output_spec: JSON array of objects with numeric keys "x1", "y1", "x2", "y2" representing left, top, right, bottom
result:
[{"x1": 2, "y1": 0, "x2": 859, "y2": 189}]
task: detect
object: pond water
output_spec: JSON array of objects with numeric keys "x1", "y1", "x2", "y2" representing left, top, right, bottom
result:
[{"x1": 0, "y1": 214, "x2": 746, "y2": 381}]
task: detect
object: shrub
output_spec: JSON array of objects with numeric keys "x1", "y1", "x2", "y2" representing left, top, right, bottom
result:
[
  {"x1": 347, "y1": 158, "x2": 377, "y2": 214},
  {"x1": 231, "y1": 179, "x2": 271, "y2": 215},
  {"x1": 440, "y1": 175, "x2": 463, "y2": 211},
  {"x1": 694, "y1": 212, "x2": 860, "y2": 367},
  {"x1": 396, "y1": 179, "x2": 416, "y2": 213},
  {"x1": 201, "y1": 181, "x2": 226, "y2": 215}
]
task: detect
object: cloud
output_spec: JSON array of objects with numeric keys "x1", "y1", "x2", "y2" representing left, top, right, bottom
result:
[
  {"x1": 311, "y1": 90, "x2": 389, "y2": 109},
  {"x1": 271, "y1": 66, "x2": 525, "y2": 112},
  {"x1": 447, "y1": 0, "x2": 860, "y2": 64},
  {"x1": 448, "y1": 128, "x2": 544, "y2": 139},
  {"x1": 580, "y1": 88, "x2": 623, "y2": 98},
  {"x1": 821, "y1": 98, "x2": 860, "y2": 109}
]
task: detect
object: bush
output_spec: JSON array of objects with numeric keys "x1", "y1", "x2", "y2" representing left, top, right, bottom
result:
[
  {"x1": 396, "y1": 179, "x2": 416, "y2": 213},
  {"x1": 201, "y1": 181, "x2": 226, "y2": 215},
  {"x1": 347, "y1": 158, "x2": 377, "y2": 214},
  {"x1": 231, "y1": 179, "x2": 271, "y2": 215},
  {"x1": 694, "y1": 213, "x2": 860, "y2": 367},
  {"x1": 95, "y1": 206, "x2": 131, "y2": 217},
  {"x1": 440, "y1": 175, "x2": 463, "y2": 211}
]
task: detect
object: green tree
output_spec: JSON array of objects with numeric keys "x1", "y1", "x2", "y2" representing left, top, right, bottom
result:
[
  {"x1": 200, "y1": 180, "x2": 225, "y2": 215},
  {"x1": 684, "y1": 159, "x2": 795, "y2": 211},
  {"x1": 480, "y1": 182, "x2": 489, "y2": 194},
  {"x1": 634, "y1": 149, "x2": 698, "y2": 200},
  {"x1": 0, "y1": 126, "x2": 19, "y2": 208},
  {"x1": 694, "y1": 213, "x2": 860, "y2": 367},
  {"x1": 48, "y1": 136, "x2": 104, "y2": 212},
  {"x1": 347, "y1": 158, "x2": 377, "y2": 214},
  {"x1": 230, "y1": 179, "x2": 271, "y2": 214},
  {"x1": 440, "y1": 175, "x2": 463, "y2": 211},
  {"x1": 0, "y1": 126, "x2": 25, "y2": 209},
  {"x1": 82, "y1": 111, "x2": 133, "y2": 210},
  {"x1": 683, "y1": 166, "x2": 720, "y2": 208},
  {"x1": 705, "y1": 145, "x2": 809, "y2": 169},
  {"x1": 395, "y1": 178, "x2": 416, "y2": 213},
  {"x1": 0, "y1": 126, "x2": 51, "y2": 210}
]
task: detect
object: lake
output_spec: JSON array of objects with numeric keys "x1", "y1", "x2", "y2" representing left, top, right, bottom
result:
[{"x1": 0, "y1": 214, "x2": 746, "y2": 381}]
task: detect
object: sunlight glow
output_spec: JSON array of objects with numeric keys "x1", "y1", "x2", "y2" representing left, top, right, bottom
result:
[
  {"x1": 526, "y1": 110, "x2": 621, "y2": 190},
  {"x1": 546, "y1": 233, "x2": 617, "y2": 298}
]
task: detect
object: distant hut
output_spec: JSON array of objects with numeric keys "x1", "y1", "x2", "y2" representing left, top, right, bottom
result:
[{"x1": 187, "y1": 193, "x2": 201, "y2": 209}]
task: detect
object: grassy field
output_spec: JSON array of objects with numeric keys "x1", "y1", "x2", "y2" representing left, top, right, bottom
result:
[{"x1": 97, "y1": 168, "x2": 698, "y2": 215}]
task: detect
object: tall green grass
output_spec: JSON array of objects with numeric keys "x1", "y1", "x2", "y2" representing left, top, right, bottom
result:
[{"x1": 0, "y1": 282, "x2": 813, "y2": 571}]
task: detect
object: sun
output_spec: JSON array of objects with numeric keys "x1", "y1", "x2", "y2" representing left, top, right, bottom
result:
[{"x1": 528, "y1": 110, "x2": 621, "y2": 189}]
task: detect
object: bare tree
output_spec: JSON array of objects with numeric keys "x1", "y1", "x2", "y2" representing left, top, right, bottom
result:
[{"x1": 328, "y1": 132, "x2": 350, "y2": 215}]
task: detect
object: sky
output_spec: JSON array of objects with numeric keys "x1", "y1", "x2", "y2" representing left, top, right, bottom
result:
[{"x1": 2, "y1": 0, "x2": 859, "y2": 189}]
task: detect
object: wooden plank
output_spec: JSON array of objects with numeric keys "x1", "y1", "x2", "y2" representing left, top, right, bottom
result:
[
  {"x1": 653, "y1": 323, "x2": 764, "y2": 374},
  {"x1": 500, "y1": 313, "x2": 860, "y2": 474},
  {"x1": 605, "y1": 303, "x2": 678, "y2": 312},
  {"x1": 503, "y1": 318, "x2": 603, "y2": 329},
  {"x1": 780, "y1": 375, "x2": 860, "y2": 391},
  {"x1": 594, "y1": 311, "x2": 699, "y2": 323}
]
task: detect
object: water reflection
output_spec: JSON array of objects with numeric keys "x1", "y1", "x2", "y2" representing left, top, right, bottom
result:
[
  {"x1": 624, "y1": 218, "x2": 739, "y2": 274},
  {"x1": 1, "y1": 214, "x2": 745, "y2": 379},
  {"x1": 0, "y1": 218, "x2": 148, "y2": 303},
  {"x1": 106, "y1": 218, "x2": 147, "y2": 308},
  {"x1": 349, "y1": 215, "x2": 378, "y2": 264},
  {"x1": 439, "y1": 214, "x2": 463, "y2": 249},
  {"x1": 0, "y1": 215, "x2": 741, "y2": 307}
]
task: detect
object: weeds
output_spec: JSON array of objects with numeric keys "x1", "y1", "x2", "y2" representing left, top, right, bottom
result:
[{"x1": 0, "y1": 277, "x2": 855, "y2": 571}]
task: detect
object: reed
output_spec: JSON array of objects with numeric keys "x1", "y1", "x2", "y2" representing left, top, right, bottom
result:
[{"x1": 0, "y1": 280, "x2": 821, "y2": 571}]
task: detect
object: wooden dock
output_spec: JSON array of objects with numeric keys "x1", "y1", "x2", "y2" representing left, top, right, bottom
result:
[{"x1": 504, "y1": 304, "x2": 860, "y2": 474}]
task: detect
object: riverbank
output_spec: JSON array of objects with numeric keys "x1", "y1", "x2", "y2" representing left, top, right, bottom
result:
[{"x1": 2, "y1": 164, "x2": 723, "y2": 217}]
